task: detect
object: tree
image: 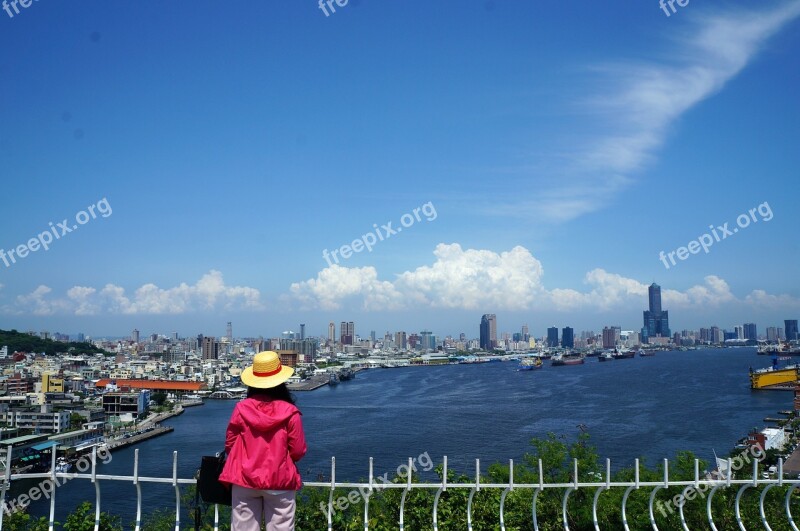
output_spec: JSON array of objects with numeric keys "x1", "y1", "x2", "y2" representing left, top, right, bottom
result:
[
  {"x1": 69, "y1": 413, "x2": 85, "y2": 430},
  {"x1": 151, "y1": 392, "x2": 167, "y2": 406}
]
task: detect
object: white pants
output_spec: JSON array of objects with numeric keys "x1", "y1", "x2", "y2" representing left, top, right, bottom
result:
[{"x1": 231, "y1": 484, "x2": 296, "y2": 531}]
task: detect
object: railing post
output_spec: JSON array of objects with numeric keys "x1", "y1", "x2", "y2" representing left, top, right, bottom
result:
[
  {"x1": 172, "y1": 451, "x2": 180, "y2": 531},
  {"x1": 327, "y1": 457, "x2": 335, "y2": 531},
  {"x1": 49, "y1": 448, "x2": 57, "y2": 531},
  {"x1": 500, "y1": 459, "x2": 513, "y2": 531},
  {"x1": 92, "y1": 446, "x2": 101, "y2": 531},
  {"x1": 621, "y1": 458, "x2": 637, "y2": 531},
  {"x1": 399, "y1": 458, "x2": 412, "y2": 531},
  {"x1": 432, "y1": 456, "x2": 446, "y2": 531},
  {"x1": 0, "y1": 445, "x2": 13, "y2": 531},
  {"x1": 363, "y1": 457, "x2": 372, "y2": 531},
  {"x1": 133, "y1": 449, "x2": 142, "y2": 531}
]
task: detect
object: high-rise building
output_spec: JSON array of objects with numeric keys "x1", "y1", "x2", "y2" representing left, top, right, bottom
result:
[
  {"x1": 699, "y1": 328, "x2": 711, "y2": 343},
  {"x1": 132, "y1": 329, "x2": 140, "y2": 343},
  {"x1": 420, "y1": 330, "x2": 433, "y2": 351},
  {"x1": 202, "y1": 337, "x2": 219, "y2": 360},
  {"x1": 226, "y1": 322, "x2": 233, "y2": 344},
  {"x1": 340, "y1": 321, "x2": 354, "y2": 345},
  {"x1": 370, "y1": 331, "x2": 376, "y2": 343},
  {"x1": 395, "y1": 331, "x2": 407, "y2": 349},
  {"x1": 711, "y1": 326, "x2": 722, "y2": 344},
  {"x1": 479, "y1": 314, "x2": 497, "y2": 350},
  {"x1": 602, "y1": 327, "x2": 617, "y2": 349},
  {"x1": 642, "y1": 283, "x2": 670, "y2": 343},
  {"x1": 734, "y1": 325, "x2": 744, "y2": 340},
  {"x1": 521, "y1": 325, "x2": 530, "y2": 342},
  {"x1": 785, "y1": 320, "x2": 799, "y2": 341},
  {"x1": 300, "y1": 324, "x2": 306, "y2": 340},
  {"x1": 743, "y1": 323, "x2": 757, "y2": 341},
  {"x1": 561, "y1": 327, "x2": 574, "y2": 348},
  {"x1": 328, "y1": 322, "x2": 336, "y2": 344},
  {"x1": 547, "y1": 327, "x2": 559, "y2": 348},
  {"x1": 766, "y1": 327, "x2": 779, "y2": 342}
]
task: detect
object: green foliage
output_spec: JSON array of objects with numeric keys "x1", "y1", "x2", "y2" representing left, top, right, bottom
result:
[
  {"x1": 0, "y1": 329, "x2": 110, "y2": 357},
  {"x1": 151, "y1": 392, "x2": 168, "y2": 406},
  {"x1": 1, "y1": 509, "x2": 50, "y2": 531},
  {"x1": 62, "y1": 502, "x2": 121, "y2": 531}
]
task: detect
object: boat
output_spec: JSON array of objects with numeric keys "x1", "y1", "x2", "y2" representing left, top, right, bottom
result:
[
  {"x1": 55, "y1": 457, "x2": 72, "y2": 473},
  {"x1": 749, "y1": 361, "x2": 800, "y2": 389},
  {"x1": 758, "y1": 342, "x2": 800, "y2": 356},
  {"x1": 598, "y1": 352, "x2": 614, "y2": 362},
  {"x1": 638, "y1": 350, "x2": 655, "y2": 357},
  {"x1": 518, "y1": 358, "x2": 543, "y2": 371},
  {"x1": 328, "y1": 373, "x2": 340, "y2": 386},
  {"x1": 551, "y1": 353, "x2": 584, "y2": 366},
  {"x1": 611, "y1": 348, "x2": 635, "y2": 360}
]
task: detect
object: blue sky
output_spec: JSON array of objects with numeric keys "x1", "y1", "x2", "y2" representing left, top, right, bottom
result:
[{"x1": 1, "y1": 0, "x2": 798, "y2": 340}]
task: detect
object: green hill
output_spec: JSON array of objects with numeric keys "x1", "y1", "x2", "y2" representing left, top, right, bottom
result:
[{"x1": 0, "y1": 329, "x2": 111, "y2": 356}]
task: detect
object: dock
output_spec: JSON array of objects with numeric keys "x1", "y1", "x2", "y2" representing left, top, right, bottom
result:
[
  {"x1": 288, "y1": 378, "x2": 329, "y2": 391},
  {"x1": 105, "y1": 426, "x2": 173, "y2": 451}
]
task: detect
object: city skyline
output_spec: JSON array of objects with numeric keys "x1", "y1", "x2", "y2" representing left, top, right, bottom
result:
[{"x1": 1, "y1": 1, "x2": 799, "y2": 336}]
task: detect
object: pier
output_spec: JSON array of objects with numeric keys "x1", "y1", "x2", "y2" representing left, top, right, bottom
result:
[{"x1": 105, "y1": 426, "x2": 174, "y2": 451}]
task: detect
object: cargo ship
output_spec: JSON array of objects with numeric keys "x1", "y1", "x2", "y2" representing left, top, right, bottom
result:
[{"x1": 749, "y1": 362, "x2": 800, "y2": 389}]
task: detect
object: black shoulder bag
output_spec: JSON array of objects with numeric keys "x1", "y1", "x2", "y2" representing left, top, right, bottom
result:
[{"x1": 196, "y1": 450, "x2": 232, "y2": 506}]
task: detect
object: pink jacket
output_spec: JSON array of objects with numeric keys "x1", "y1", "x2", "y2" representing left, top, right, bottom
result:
[{"x1": 218, "y1": 396, "x2": 307, "y2": 491}]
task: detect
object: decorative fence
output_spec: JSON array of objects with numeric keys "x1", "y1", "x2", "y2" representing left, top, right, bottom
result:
[{"x1": 2, "y1": 446, "x2": 800, "y2": 531}]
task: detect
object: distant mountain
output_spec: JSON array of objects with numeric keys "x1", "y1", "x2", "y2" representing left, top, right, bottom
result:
[{"x1": 0, "y1": 329, "x2": 110, "y2": 356}]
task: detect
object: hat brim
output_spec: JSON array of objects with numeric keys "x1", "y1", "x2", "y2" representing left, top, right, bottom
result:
[{"x1": 240, "y1": 365, "x2": 294, "y2": 389}]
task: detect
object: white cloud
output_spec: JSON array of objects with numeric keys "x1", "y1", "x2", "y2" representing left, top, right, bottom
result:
[
  {"x1": 396, "y1": 244, "x2": 546, "y2": 310},
  {"x1": 500, "y1": 2, "x2": 800, "y2": 222},
  {"x1": 288, "y1": 244, "x2": 800, "y2": 313},
  {"x1": 289, "y1": 265, "x2": 403, "y2": 311},
  {"x1": 8, "y1": 270, "x2": 264, "y2": 316}
]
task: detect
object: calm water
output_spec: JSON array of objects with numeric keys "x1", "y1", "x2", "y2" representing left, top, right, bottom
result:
[{"x1": 26, "y1": 347, "x2": 789, "y2": 522}]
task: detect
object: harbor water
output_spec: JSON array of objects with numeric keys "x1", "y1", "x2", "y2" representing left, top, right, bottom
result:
[{"x1": 24, "y1": 347, "x2": 789, "y2": 523}]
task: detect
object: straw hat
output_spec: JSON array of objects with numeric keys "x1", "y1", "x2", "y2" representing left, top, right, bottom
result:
[{"x1": 240, "y1": 351, "x2": 294, "y2": 389}]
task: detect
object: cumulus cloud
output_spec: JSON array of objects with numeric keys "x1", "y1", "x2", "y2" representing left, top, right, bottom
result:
[
  {"x1": 8, "y1": 270, "x2": 264, "y2": 315},
  {"x1": 288, "y1": 244, "x2": 799, "y2": 313},
  {"x1": 395, "y1": 244, "x2": 546, "y2": 310},
  {"x1": 289, "y1": 265, "x2": 403, "y2": 311}
]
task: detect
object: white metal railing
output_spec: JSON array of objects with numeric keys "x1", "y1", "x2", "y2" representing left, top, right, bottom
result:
[{"x1": 2, "y1": 449, "x2": 800, "y2": 531}]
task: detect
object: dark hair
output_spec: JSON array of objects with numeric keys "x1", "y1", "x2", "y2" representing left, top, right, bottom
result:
[{"x1": 247, "y1": 383, "x2": 296, "y2": 404}]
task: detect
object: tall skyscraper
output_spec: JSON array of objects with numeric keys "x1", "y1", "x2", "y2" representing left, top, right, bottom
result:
[
  {"x1": 602, "y1": 327, "x2": 617, "y2": 349},
  {"x1": 300, "y1": 324, "x2": 306, "y2": 340},
  {"x1": 785, "y1": 320, "x2": 799, "y2": 341},
  {"x1": 202, "y1": 336, "x2": 219, "y2": 360},
  {"x1": 547, "y1": 327, "x2": 559, "y2": 348},
  {"x1": 394, "y1": 331, "x2": 407, "y2": 349},
  {"x1": 479, "y1": 314, "x2": 497, "y2": 350},
  {"x1": 743, "y1": 323, "x2": 757, "y2": 341},
  {"x1": 642, "y1": 283, "x2": 670, "y2": 343},
  {"x1": 521, "y1": 325, "x2": 530, "y2": 342},
  {"x1": 132, "y1": 329, "x2": 140, "y2": 343},
  {"x1": 340, "y1": 321, "x2": 354, "y2": 345},
  {"x1": 226, "y1": 322, "x2": 233, "y2": 344},
  {"x1": 561, "y1": 327, "x2": 574, "y2": 348},
  {"x1": 420, "y1": 330, "x2": 433, "y2": 351},
  {"x1": 766, "y1": 327, "x2": 779, "y2": 342},
  {"x1": 328, "y1": 322, "x2": 336, "y2": 343}
]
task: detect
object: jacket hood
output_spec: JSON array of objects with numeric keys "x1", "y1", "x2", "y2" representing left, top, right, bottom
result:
[{"x1": 236, "y1": 396, "x2": 300, "y2": 431}]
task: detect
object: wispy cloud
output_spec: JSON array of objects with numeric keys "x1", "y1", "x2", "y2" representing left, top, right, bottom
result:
[{"x1": 507, "y1": 1, "x2": 800, "y2": 223}]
